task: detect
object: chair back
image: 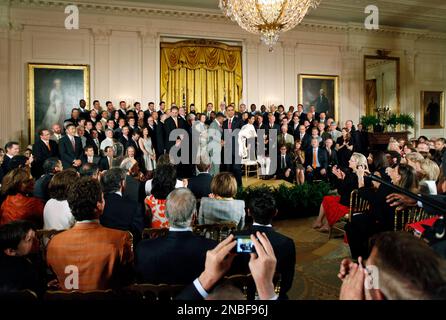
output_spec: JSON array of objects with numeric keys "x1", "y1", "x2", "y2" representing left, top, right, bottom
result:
[
  {"x1": 394, "y1": 207, "x2": 433, "y2": 231},
  {"x1": 193, "y1": 221, "x2": 237, "y2": 242},
  {"x1": 348, "y1": 189, "x2": 370, "y2": 222},
  {"x1": 43, "y1": 289, "x2": 118, "y2": 300},
  {"x1": 121, "y1": 283, "x2": 186, "y2": 301},
  {"x1": 142, "y1": 228, "x2": 169, "y2": 240}
]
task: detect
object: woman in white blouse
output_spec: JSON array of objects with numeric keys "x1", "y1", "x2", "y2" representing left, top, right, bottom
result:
[{"x1": 43, "y1": 170, "x2": 79, "y2": 230}]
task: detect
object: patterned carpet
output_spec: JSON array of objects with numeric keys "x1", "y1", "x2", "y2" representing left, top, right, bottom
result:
[{"x1": 274, "y1": 216, "x2": 351, "y2": 300}]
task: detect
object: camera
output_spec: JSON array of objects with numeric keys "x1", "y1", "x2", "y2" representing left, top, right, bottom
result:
[{"x1": 233, "y1": 235, "x2": 256, "y2": 254}]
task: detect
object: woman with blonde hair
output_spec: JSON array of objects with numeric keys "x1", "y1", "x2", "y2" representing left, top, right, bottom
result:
[
  {"x1": 199, "y1": 172, "x2": 245, "y2": 229},
  {"x1": 313, "y1": 153, "x2": 368, "y2": 232},
  {"x1": 419, "y1": 159, "x2": 440, "y2": 195}
]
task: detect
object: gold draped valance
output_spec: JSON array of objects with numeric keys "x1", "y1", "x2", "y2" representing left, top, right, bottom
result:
[{"x1": 160, "y1": 40, "x2": 243, "y2": 112}]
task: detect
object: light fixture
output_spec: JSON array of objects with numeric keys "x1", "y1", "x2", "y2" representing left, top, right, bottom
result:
[{"x1": 219, "y1": 0, "x2": 321, "y2": 51}]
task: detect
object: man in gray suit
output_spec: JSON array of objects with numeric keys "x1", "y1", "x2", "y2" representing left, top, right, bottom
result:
[
  {"x1": 278, "y1": 125, "x2": 294, "y2": 151},
  {"x1": 208, "y1": 112, "x2": 225, "y2": 176}
]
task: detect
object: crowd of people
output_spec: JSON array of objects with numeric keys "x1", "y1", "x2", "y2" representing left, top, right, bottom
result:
[{"x1": 0, "y1": 99, "x2": 445, "y2": 300}]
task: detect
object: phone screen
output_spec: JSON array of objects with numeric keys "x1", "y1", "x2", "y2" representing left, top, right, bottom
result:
[{"x1": 235, "y1": 236, "x2": 255, "y2": 254}]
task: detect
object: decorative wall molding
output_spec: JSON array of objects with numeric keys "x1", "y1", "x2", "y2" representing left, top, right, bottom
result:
[{"x1": 8, "y1": 0, "x2": 446, "y2": 40}]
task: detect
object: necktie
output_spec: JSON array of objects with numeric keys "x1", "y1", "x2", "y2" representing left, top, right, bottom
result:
[
  {"x1": 228, "y1": 119, "x2": 232, "y2": 130},
  {"x1": 70, "y1": 137, "x2": 75, "y2": 151},
  {"x1": 45, "y1": 141, "x2": 51, "y2": 151},
  {"x1": 313, "y1": 149, "x2": 317, "y2": 169},
  {"x1": 108, "y1": 157, "x2": 112, "y2": 168},
  {"x1": 174, "y1": 117, "x2": 178, "y2": 128},
  {"x1": 281, "y1": 155, "x2": 286, "y2": 169}
]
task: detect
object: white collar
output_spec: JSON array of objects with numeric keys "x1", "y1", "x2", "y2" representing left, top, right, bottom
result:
[
  {"x1": 253, "y1": 222, "x2": 272, "y2": 227},
  {"x1": 76, "y1": 219, "x2": 99, "y2": 224},
  {"x1": 114, "y1": 191, "x2": 122, "y2": 196},
  {"x1": 169, "y1": 227, "x2": 193, "y2": 232}
]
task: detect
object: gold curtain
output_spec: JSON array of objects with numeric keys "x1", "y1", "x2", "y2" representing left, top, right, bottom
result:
[{"x1": 160, "y1": 40, "x2": 243, "y2": 112}]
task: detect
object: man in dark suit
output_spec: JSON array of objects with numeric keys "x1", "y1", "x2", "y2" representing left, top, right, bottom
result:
[
  {"x1": 64, "y1": 108, "x2": 81, "y2": 127},
  {"x1": 58, "y1": 124, "x2": 83, "y2": 169},
  {"x1": 117, "y1": 101, "x2": 128, "y2": 119},
  {"x1": 135, "y1": 188, "x2": 217, "y2": 285},
  {"x1": 157, "y1": 101, "x2": 166, "y2": 118},
  {"x1": 296, "y1": 125, "x2": 311, "y2": 151},
  {"x1": 243, "y1": 190, "x2": 296, "y2": 299},
  {"x1": 187, "y1": 160, "x2": 212, "y2": 199},
  {"x1": 313, "y1": 89, "x2": 329, "y2": 115},
  {"x1": 119, "y1": 126, "x2": 132, "y2": 153},
  {"x1": 81, "y1": 146, "x2": 101, "y2": 166},
  {"x1": 100, "y1": 168, "x2": 145, "y2": 245},
  {"x1": 78, "y1": 99, "x2": 90, "y2": 120},
  {"x1": 307, "y1": 105, "x2": 320, "y2": 122},
  {"x1": 163, "y1": 106, "x2": 187, "y2": 153},
  {"x1": 1, "y1": 141, "x2": 20, "y2": 177},
  {"x1": 276, "y1": 145, "x2": 295, "y2": 182},
  {"x1": 155, "y1": 114, "x2": 166, "y2": 157},
  {"x1": 99, "y1": 146, "x2": 114, "y2": 171},
  {"x1": 33, "y1": 157, "x2": 62, "y2": 201},
  {"x1": 296, "y1": 104, "x2": 306, "y2": 124},
  {"x1": 144, "y1": 102, "x2": 156, "y2": 123},
  {"x1": 345, "y1": 120, "x2": 362, "y2": 153},
  {"x1": 289, "y1": 114, "x2": 301, "y2": 138},
  {"x1": 222, "y1": 105, "x2": 244, "y2": 187},
  {"x1": 87, "y1": 129, "x2": 101, "y2": 156},
  {"x1": 305, "y1": 137, "x2": 328, "y2": 182},
  {"x1": 32, "y1": 129, "x2": 59, "y2": 178}
]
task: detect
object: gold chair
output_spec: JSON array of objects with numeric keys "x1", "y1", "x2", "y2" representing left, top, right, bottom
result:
[
  {"x1": 242, "y1": 159, "x2": 260, "y2": 183},
  {"x1": 329, "y1": 189, "x2": 370, "y2": 239},
  {"x1": 121, "y1": 283, "x2": 186, "y2": 301},
  {"x1": 142, "y1": 228, "x2": 169, "y2": 240},
  {"x1": 193, "y1": 221, "x2": 237, "y2": 242},
  {"x1": 394, "y1": 207, "x2": 434, "y2": 231}
]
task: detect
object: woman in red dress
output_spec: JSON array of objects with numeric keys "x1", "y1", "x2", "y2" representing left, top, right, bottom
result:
[{"x1": 313, "y1": 153, "x2": 368, "y2": 232}]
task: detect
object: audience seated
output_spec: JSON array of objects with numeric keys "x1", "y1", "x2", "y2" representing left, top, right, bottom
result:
[
  {"x1": 235, "y1": 190, "x2": 296, "y2": 299},
  {"x1": 120, "y1": 158, "x2": 146, "y2": 204},
  {"x1": 419, "y1": 159, "x2": 440, "y2": 195},
  {"x1": 305, "y1": 137, "x2": 328, "y2": 182},
  {"x1": 290, "y1": 140, "x2": 305, "y2": 185},
  {"x1": 100, "y1": 168, "x2": 145, "y2": 244},
  {"x1": 145, "y1": 164, "x2": 177, "y2": 228},
  {"x1": 0, "y1": 221, "x2": 46, "y2": 296},
  {"x1": 47, "y1": 177, "x2": 134, "y2": 291},
  {"x1": 313, "y1": 153, "x2": 368, "y2": 232},
  {"x1": 43, "y1": 170, "x2": 79, "y2": 230},
  {"x1": 339, "y1": 232, "x2": 446, "y2": 300},
  {"x1": 187, "y1": 159, "x2": 213, "y2": 199},
  {"x1": 276, "y1": 145, "x2": 295, "y2": 183},
  {"x1": 136, "y1": 188, "x2": 217, "y2": 285},
  {"x1": 199, "y1": 172, "x2": 245, "y2": 229},
  {"x1": 33, "y1": 157, "x2": 63, "y2": 201},
  {"x1": 0, "y1": 168, "x2": 44, "y2": 227}
]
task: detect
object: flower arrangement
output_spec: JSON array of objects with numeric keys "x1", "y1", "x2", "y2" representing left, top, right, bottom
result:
[{"x1": 361, "y1": 107, "x2": 415, "y2": 133}]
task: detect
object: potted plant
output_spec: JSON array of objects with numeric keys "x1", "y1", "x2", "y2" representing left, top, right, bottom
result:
[
  {"x1": 397, "y1": 113, "x2": 415, "y2": 131},
  {"x1": 386, "y1": 113, "x2": 399, "y2": 132},
  {"x1": 360, "y1": 115, "x2": 379, "y2": 132}
]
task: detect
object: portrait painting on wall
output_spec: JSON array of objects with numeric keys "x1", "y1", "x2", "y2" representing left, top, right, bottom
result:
[
  {"x1": 421, "y1": 91, "x2": 444, "y2": 129},
  {"x1": 298, "y1": 74, "x2": 339, "y2": 121},
  {"x1": 28, "y1": 63, "x2": 90, "y2": 143}
]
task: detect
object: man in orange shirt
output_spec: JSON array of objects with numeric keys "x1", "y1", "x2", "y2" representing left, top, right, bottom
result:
[{"x1": 47, "y1": 177, "x2": 134, "y2": 291}]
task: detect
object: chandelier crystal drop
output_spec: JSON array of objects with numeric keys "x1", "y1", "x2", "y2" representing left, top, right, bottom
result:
[{"x1": 219, "y1": 0, "x2": 322, "y2": 50}]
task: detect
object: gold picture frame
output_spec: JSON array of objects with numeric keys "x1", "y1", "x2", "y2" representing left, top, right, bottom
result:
[
  {"x1": 298, "y1": 74, "x2": 339, "y2": 122},
  {"x1": 28, "y1": 63, "x2": 90, "y2": 143},
  {"x1": 421, "y1": 91, "x2": 444, "y2": 129}
]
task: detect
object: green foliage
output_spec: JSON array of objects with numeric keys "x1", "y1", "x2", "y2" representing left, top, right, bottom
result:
[
  {"x1": 236, "y1": 181, "x2": 331, "y2": 218},
  {"x1": 386, "y1": 113, "x2": 399, "y2": 127},
  {"x1": 360, "y1": 115, "x2": 379, "y2": 130},
  {"x1": 397, "y1": 113, "x2": 415, "y2": 128}
]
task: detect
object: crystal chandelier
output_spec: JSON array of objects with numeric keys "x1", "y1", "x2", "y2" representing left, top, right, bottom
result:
[{"x1": 219, "y1": 0, "x2": 321, "y2": 50}]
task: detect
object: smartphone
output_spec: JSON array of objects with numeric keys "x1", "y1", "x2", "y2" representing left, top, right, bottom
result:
[{"x1": 233, "y1": 235, "x2": 256, "y2": 254}]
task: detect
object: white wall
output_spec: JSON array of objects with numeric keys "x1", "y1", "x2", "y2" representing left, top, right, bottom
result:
[{"x1": 1, "y1": 2, "x2": 446, "y2": 147}]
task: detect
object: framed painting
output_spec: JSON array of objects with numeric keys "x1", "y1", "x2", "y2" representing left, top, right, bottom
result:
[
  {"x1": 28, "y1": 63, "x2": 90, "y2": 143},
  {"x1": 298, "y1": 74, "x2": 339, "y2": 121},
  {"x1": 421, "y1": 91, "x2": 444, "y2": 129}
]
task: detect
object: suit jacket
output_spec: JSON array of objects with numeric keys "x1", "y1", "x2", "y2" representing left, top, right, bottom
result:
[
  {"x1": 123, "y1": 175, "x2": 146, "y2": 204},
  {"x1": 81, "y1": 155, "x2": 101, "y2": 165},
  {"x1": 164, "y1": 116, "x2": 187, "y2": 151},
  {"x1": 233, "y1": 225, "x2": 296, "y2": 299},
  {"x1": 100, "y1": 193, "x2": 145, "y2": 244},
  {"x1": 135, "y1": 231, "x2": 217, "y2": 285},
  {"x1": 32, "y1": 139, "x2": 59, "y2": 177},
  {"x1": 87, "y1": 137, "x2": 101, "y2": 156},
  {"x1": 119, "y1": 135, "x2": 132, "y2": 152},
  {"x1": 154, "y1": 121, "x2": 166, "y2": 157},
  {"x1": 187, "y1": 173, "x2": 213, "y2": 199},
  {"x1": 47, "y1": 222, "x2": 134, "y2": 291},
  {"x1": 199, "y1": 197, "x2": 246, "y2": 230},
  {"x1": 277, "y1": 153, "x2": 294, "y2": 176},
  {"x1": 296, "y1": 133, "x2": 311, "y2": 151},
  {"x1": 99, "y1": 156, "x2": 112, "y2": 171},
  {"x1": 33, "y1": 173, "x2": 54, "y2": 201},
  {"x1": 304, "y1": 147, "x2": 328, "y2": 170},
  {"x1": 278, "y1": 133, "x2": 294, "y2": 149},
  {"x1": 58, "y1": 135, "x2": 83, "y2": 169},
  {"x1": 1, "y1": 155, "x2": 12, "y2": 177}
]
